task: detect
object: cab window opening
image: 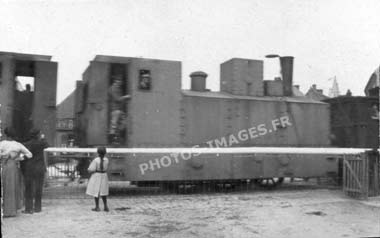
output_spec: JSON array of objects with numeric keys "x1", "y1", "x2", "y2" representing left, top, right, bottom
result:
[{"x1": 13, "y1": 60, "x2": 36, "y2": 141}]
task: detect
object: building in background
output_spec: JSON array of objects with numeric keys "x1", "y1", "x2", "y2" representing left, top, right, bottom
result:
[
  {"x1": 365, "y1": 65, "x2": 380, "y2": 97},
  {"x1": 305, "y1": 84, "x2": 330, "y2": 101},
  {"x1": 323, "y1": 68, "x2": 379, "y2": 148},
  {"x1": 56, "y1": 90, "x2": 75, "y2": 147},
  {"x1": 292, "y1": 85, "x2": 304, "y2": 97},
  {"x1": 328, "y1": 77, "x2": 340, "y2": 98}
]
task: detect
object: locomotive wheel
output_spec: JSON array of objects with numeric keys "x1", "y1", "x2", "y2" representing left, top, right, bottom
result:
[{"x1": 253, "y1": 177, "x2": 284, "y2": 188}]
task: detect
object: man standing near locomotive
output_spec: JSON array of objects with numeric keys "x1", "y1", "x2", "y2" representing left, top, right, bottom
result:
[
  {"x1": 22, "y1": 128, "x2": 49, "y2": 213},
  {"x1": 108, "y1": 75, "x2": 130, "y2": 143}
]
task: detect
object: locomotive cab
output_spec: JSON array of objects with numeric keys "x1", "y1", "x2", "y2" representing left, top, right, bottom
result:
[
  {"x1": 75, "y1": 55, "x2": 181, "y2": 149},
  {"x1": 0, "y1": 52, "x2": 57, "y2": 145},
  {"x1": 75, "y1": 59, "x2": 130, "y2": 146}
]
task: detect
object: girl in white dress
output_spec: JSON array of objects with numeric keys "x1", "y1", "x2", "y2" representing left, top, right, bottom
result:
[{"x1": 85, "y1": 147, "x2": 109, "y2": 211}]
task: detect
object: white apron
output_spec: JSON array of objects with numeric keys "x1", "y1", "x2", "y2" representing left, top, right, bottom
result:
[{"x1": 86, "y1": 157, "x2": 109, "y2": 197}]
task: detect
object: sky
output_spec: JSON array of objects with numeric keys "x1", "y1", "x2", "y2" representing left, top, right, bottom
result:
[{"x1": 1, "y1": 0, "x2": 379, "y2": 103}]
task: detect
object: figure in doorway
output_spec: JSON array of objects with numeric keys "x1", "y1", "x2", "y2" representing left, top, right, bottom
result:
[
  {"x1": 21, "y1": 84, "x2": 34, "y2": 139},
  {"x1": 108, "y1": 76, "x2": 130, "y2": 144}
]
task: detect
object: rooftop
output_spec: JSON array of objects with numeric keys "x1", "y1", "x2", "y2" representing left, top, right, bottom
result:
[
  {"x1": 305, "y1": 85, "x2": 330, "y2": 101},
  {"x1": 182, "y1": 90, "x2": 326, "y2": 104},
  {"x1": 0, "y1": 51, "x2": 52, "y2": 61},
  {"x1": 93, "y1": 54, "x2": 180, "y2": 63}
]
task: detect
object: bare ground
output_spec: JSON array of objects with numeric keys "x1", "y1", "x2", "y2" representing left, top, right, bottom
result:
[{"x1": 2, "y1": 186, "x2": 380, "y2": 238}]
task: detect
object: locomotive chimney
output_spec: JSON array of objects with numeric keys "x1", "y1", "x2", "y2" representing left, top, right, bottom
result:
[
  {"x1": 280, "y1": 56, "x2": 294, "y2": 96},
  {"x1": 190, "y1": 71, "x2": 207, "y2": 91}
]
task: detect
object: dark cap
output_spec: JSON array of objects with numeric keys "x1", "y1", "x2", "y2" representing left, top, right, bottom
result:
[
  {"x1": 29, "y1": 128, "x2": 41, "y2": 138},
  {"x1": 97, "y1": 146, "x2": 107, "y2": 156}
]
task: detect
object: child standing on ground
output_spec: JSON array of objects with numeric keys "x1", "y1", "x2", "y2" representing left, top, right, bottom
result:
[{"x1": 86, "y1": 146, "x2": 109, "y2": 212}]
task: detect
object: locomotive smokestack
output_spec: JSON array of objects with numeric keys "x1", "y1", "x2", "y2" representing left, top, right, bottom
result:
[
  {"x1": 280, "y1": 56, "x2": 294, "y2": 96},
  {"x1": 190, "y1": 71, "x2": 208, "y2": 91}
]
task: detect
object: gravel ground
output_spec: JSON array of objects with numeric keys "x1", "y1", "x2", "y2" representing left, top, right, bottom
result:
[{"x1": 2, "y1": 186, "x2": 380, "y2": 238}]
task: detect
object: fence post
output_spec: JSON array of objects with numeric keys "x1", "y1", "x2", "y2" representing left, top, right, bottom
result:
[
  {"x1": 43, "y1": 150, "x2": 49, "y2": 188},
  {"x1": 362, "y1": 152, "x2": 369, "y2": 199},
  {"x1": 342, "y1": 155, "x2": 346, "y2": 194},
  {"x1": 376, "y1": 154, "x2": 380, "y2": 196},
  {"x1": 366, "y1": 149, "x2": 380, "y2": 197}
]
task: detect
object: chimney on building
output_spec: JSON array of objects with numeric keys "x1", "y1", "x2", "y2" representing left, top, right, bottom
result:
[
  {"x1": 312, "y1": 84, "x2": 317, "y2": 89},
  {"x1": 190, "y1": 71, "x2": 208, "y2": 91},
  {"x1": 294, "y1": 85, "x2": 300, "y2": 90},
  {"x1": 280, "y1": 56, "x2": 294, "y2": 96}
]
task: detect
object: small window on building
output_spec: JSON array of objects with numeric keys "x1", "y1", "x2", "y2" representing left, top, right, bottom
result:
[{"x1": 138, "y1": 69, "x2": 151, "y2": 90}]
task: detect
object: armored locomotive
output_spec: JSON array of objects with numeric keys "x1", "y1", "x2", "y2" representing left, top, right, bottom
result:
[{"x1": 73, "y1": 55, "x2": 337, "y2": 185}]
